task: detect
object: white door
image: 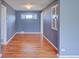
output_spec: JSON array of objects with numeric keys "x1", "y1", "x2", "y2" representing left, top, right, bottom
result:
[{"x1": 1, "y1": 5, "x2": 7, "y2": 44}]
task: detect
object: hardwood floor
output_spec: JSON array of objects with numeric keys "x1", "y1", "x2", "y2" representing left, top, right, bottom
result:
[{"x1": 2, "y1": 34, "x2": 57, "y2": 58}]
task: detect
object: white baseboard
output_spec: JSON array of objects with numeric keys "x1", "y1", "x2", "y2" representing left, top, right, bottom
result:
[
  {"x1": 59, "y1": 55, "x2": 79, "y2": 58},
  {"x1": 16, "y1": 32, "x2": 41, "y2": 34},
  {"x1": 43, "y1": 35, "x2": 58, "y2": 50},
  {"x1": 2, "y1": 33, "x2": 17, "y2": 45}
]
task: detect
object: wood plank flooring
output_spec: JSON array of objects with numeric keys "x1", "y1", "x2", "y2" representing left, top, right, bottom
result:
[{"x1": 2, "y1": 34, "x2": 57, "y2": 58}]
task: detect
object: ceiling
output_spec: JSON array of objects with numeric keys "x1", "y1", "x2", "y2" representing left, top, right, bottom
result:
[{"x1": 4, "y1": 0, "x2": 54, "y2": 11}]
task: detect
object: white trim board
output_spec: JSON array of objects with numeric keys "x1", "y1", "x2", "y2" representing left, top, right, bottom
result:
[
  {"x1": 1, "y1": 4, "x2": 7, "y2": 44},
  {"x1": 43, "y1": 35, "x2": 58, "y2": 50},
  {"x1": 16, "y1": 32, "x2": 41, "y2": 34},
  {"x1": 59, "y1": 55, "x2": 79, "y2": 58},
  {"x1": 7, "y1": 33, "x2": 17, "y2": 44},
  {"x1": 41, "y1": 12, "x2": 44, "y2": 34}
]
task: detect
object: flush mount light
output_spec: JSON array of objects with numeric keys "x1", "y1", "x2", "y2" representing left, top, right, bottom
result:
[{"x1": 24, "y1": 3, "x2": 33, "y2": 9}]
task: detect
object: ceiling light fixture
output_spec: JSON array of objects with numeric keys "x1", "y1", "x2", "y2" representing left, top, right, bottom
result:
[{"x1": 24, "y1": 3, "x2": 33, "y2": 9}]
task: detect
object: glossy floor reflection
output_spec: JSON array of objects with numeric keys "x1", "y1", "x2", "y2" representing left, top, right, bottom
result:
[{"x1": 2, "y1": 34, "x2": 57, "y2": 58}]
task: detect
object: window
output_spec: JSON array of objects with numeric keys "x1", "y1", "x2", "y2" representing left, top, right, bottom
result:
[
  {"x1": 26, "y1": 15, "x2": 33, "y2": 19},
  {"x1": 21, "y1": 14, "x2": 37, "y2": 20}
]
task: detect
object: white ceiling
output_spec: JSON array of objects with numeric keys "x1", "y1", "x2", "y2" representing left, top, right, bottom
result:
[{"x1": 4, "y1": 0, "x2": 54, "y2": 11}]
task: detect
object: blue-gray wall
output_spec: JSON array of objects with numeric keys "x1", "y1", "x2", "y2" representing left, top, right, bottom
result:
[
  {"x1": 15, "y1": 11, "x2": 41, "y2": 32},
  {"x1": 1, "y1": 0, "x2": 16, "y2": 41},
  {"x1": 60, "y1": 0, "x2": 79, "y2": 56},
  {"x1": 43, "y1": 0, "x2": 59, "y2": 49}
]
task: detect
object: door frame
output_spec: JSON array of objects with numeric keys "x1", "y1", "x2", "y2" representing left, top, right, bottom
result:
[
  {"x1": 1, "y1": 4, "x2": 7, "y2": 44},
  {"x1": 40, "y1": 11, "x2": 44, "y2": 47}
]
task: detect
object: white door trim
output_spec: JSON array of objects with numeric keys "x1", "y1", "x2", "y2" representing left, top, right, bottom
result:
[
  {"x1": 41, "y1": 11, "x2": 43, "y2": 34},
  {"x1": 1, "y1": 4, "x2": 7, "y2": 44},
  {"x1": 40, "y1": 12, "x2": 44, "y2": 47}
]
